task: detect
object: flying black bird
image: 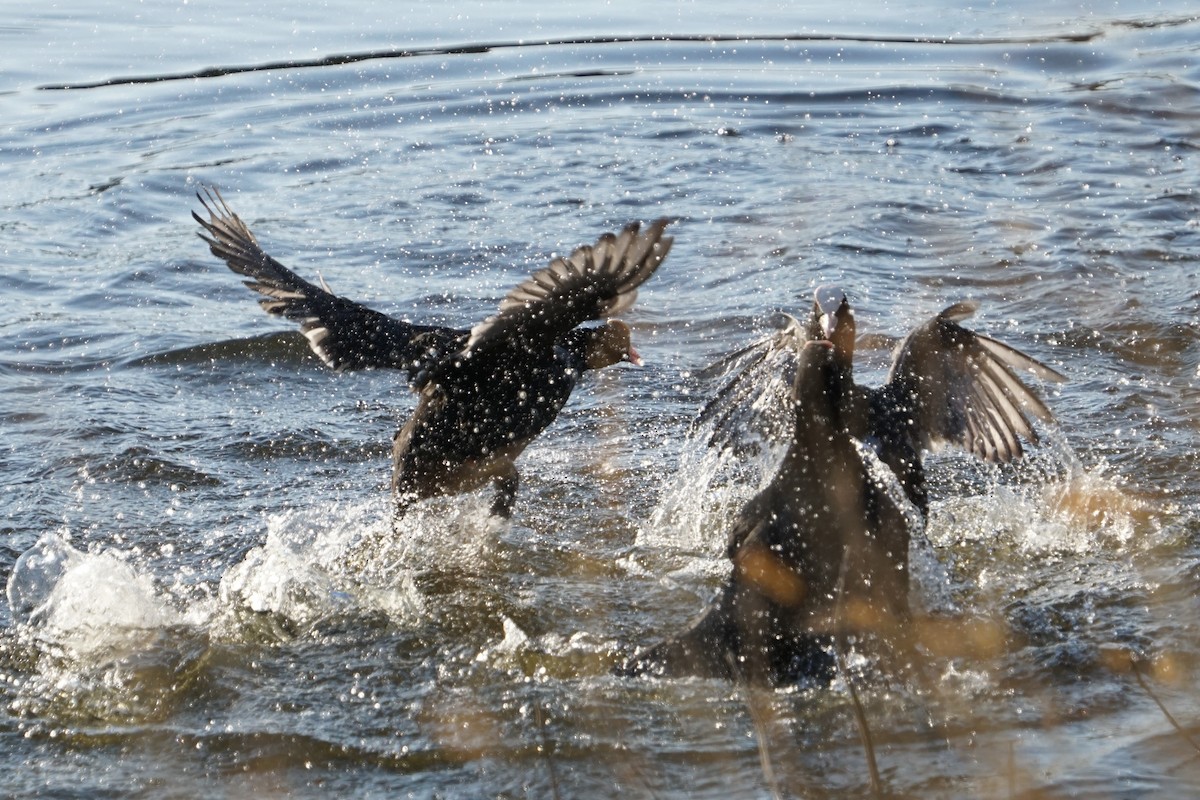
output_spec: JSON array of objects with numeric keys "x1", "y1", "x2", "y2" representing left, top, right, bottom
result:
[
  {"x1": 623, "y1": 287, "x2": 1063, "y2": 682},
  {"x1": 193, "y1": 188, "x2": 672, "y2": 518}
]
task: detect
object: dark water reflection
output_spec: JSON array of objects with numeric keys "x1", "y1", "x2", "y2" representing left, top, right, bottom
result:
[{"x1": 2, "y1": 2, "x2": 1200, "y2": 797}]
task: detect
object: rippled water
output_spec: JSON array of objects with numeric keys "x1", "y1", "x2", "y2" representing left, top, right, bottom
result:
[{"x1": 3, "y1": 1, "x2": 1199, "y2": 797}]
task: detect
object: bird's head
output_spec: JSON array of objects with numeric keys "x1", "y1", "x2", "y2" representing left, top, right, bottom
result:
[
  {"x1": 808, "y1": 285, "x2": 855, "y2": 366},
  {"x1": 583, "y1": 319, "x2": 642, "y2": 369}
]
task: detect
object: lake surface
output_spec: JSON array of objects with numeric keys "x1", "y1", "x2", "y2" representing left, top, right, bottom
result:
[{"x1": 3, "y1": 1, "x2": 1199, "y2": 797}]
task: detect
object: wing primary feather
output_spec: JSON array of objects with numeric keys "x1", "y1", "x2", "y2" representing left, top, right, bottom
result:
[
  {"x1": 194, "y1": 186, "x2": 465, "y2": 377},
  {"x1": 461, "y1": 218, "x2": 671, "y2": 357},
  {"x1": 976, "y1": 333, "x2": 1066, "y2": 383},
  {"x1": 980, "y1": 353, "x2": 1056, "y2": 425}
]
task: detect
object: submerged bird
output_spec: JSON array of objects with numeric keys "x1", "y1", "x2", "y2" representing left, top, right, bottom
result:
[
  {"x1": 623, "y1": 287, "x2": 1064, "y2": 683},
  {"x1": 193, "y1": 188, "x2": 672, "y2": 518}
]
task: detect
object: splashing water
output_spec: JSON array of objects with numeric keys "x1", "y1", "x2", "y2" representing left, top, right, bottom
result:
[
  {"x1": 5, "y1": 533, "x2": 206, "y2": 726},
  {"x1": 8, "y1": 532, "x2": 183, "y2": 658},
  {"x1": 1, "y1": 498, "x2": 525, "y2": 728},
  {"x1": 216, "y1": 501, "x2": 424, "y2": 636}
]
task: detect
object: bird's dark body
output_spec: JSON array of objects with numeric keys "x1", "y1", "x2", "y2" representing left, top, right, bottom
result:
[
  {"x1": 624, "y1": 289, "x2": 1063, "y2": 684},
  {"x1": 392, "y1": 343, "x2": 581, "y2": 513},
  {"x1": 623, "y1": 343, "x2": 913, "y2": 685},
  {"x1": 193, "y1": 187, "x2": 672, "y2": 518}
]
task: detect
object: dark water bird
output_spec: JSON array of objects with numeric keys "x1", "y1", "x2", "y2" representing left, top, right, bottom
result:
[
  {"x1": 623, "y1": 287, "x2": 1064, "y2": 683},
  {"x1": 193, "y1": 188, "x2": 672, "y2": 518},
  {"x1": 701, "y1": 286, "x2": 1065, "y2": 519}
]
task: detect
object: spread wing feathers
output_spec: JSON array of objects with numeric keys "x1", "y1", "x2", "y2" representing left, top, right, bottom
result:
[
  {"x1": 693, "y1": 313, "x2": 811, "y2": 452},
  {"x1": 462, "y1": 218, "x2": 673, "y2": 357},
  {"x1": 193, "y1": 187, "x2": 464, "y2": 376},
  {"x1": 882, "y1": 302, "x2": 1065, "y2": 462}
]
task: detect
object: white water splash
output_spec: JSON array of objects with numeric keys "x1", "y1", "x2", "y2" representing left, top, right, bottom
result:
[
  {"x1": 926, "y1": 464, "x2": 1150, "y2": 558},
  {"x1": 214, "y1": 499, "x2": 484, "y2": 635},
  {"x1": 6, "y1": 495, "x2": 511, "y2": 661},
  {"x1": 477, "y1": 616, "x2": 530, "y2": 661},
  {"x1": 637, "y1": 429, "x2": 784, "y2": 558},
  {"x1": 7, "y1": 532, "x2": 183, "y2": 659},
  {"x1": 4, "y1": 532, "x2": 207, "y2": 726}
]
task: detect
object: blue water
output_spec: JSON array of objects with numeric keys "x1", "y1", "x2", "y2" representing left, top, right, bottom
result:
[{"x1": 2, "y1": 1, "x2": 1199, "y2": 797}]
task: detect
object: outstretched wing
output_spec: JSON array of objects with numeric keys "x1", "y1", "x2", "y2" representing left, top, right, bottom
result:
[
  {"x1": 193, "y1": 187, "x2": 464, "y2": 376},
  {"x1": 693, "y1": 313, "x2": 812, "y2": 453},
  {"x1": 878, "y1": 302, "x2": 1065, "y2": 462},
  {"x1": 461, "y1": 219, "x2": 673, "y2": 358}
]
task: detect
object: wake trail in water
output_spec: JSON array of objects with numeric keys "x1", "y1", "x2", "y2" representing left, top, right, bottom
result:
[{"x1": 37, "y1": 31, "x2": 1105, "y2": 90}]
